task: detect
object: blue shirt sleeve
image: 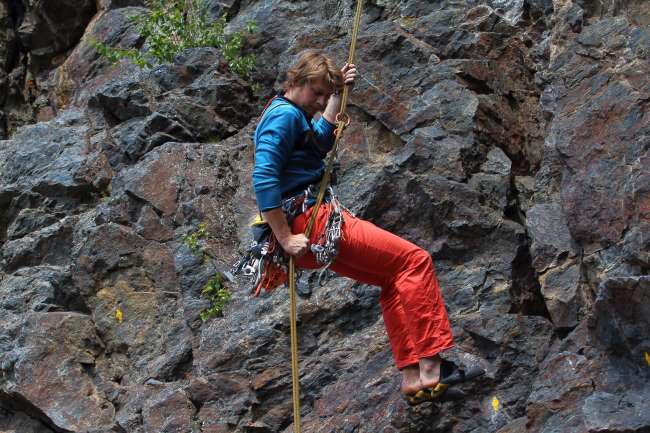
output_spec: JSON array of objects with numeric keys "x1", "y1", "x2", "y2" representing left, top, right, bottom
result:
[
  {"x1": 311, "y1": 116, "x2": 336, "y2": 158},
  {"x1": 253, "y1": 105, "x2": 304, "y2": 211}
]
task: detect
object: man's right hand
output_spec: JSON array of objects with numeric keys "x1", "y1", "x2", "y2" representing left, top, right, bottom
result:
[
  {"x1": 279, "y1": 233, "x2": 310, "y2": 257},
  {"x1": 261, "y1": 208, "x2": 309, "y2": 257}
]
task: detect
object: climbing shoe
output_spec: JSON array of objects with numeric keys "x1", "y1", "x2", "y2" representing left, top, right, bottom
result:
[{"x1": 405, "y1": 359, "x2": 485, "y2": 406}]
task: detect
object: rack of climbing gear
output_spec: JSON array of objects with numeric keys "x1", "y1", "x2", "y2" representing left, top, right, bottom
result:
[{"x1": 231, "y1": 183, "x2": 345, "y2": 296}]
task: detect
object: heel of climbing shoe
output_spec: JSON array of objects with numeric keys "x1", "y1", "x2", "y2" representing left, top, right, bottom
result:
[
  {"x1": 404, "y1": 384, "x2": 466, "y2": 406},
  {"x1": 440, "y1": 359, "x2": 485, "y2": 386}
]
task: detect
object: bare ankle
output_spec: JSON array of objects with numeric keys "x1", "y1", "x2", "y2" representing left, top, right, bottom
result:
[
  {"x1": 401, "y1": 364, "x2": 419, "y2": 380},
  {"x1": 419, "y1": 355, "x2": 440, "y2": 370},
  {"x1": 418, "y1": 356, "x2": 441, "y2": 384}
]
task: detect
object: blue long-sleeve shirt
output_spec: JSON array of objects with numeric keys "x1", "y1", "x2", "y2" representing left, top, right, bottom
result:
[{"x1": 253, "y1": 96, "x2": 336, "y2": 211}]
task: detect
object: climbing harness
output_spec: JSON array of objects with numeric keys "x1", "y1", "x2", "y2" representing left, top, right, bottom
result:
[{"x1": 232, "y1": 184, "x2": 345, "y2": 296}]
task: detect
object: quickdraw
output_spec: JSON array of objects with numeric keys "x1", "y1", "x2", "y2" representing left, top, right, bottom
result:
[{"x1": 309, "y1": 186, "x2": 343, "y2": 266}]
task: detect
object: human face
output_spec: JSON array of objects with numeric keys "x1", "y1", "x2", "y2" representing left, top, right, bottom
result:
[{"x1": 286, "y1": 81, "x2": 332, "y2": 116}]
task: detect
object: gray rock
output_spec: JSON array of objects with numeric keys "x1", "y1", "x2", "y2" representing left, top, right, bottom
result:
[
  {"x1": 16, "y1": 0, "x2": 96, "y2": 70},
  {"x1": 2, "y1": 216, "x2": 77, "y2": 272},
  {"x1": 591, "y1": 276, "x2": 650, "y2": 358},
  {"x1": 6, "y1": 208, "x2": 59, "y2": 240},
  {"x1": 0, "y1": 0, "x2": 16, "y2": 72},
  {"x1": 397, "y1": 128, "x2": 469, "y2": 181},
  {"x1": 108, "y1": 113, "x2": 193, "y2": 163},
  {"x1": 0, "y1": 109, "x2": 110, "y2": 202},
  {"x1": 526, "y1": 202, "x2": 575, "y2": 273},
  {"x1": 114, "y1": 384, "x2": 152, "y2": 433},
  {"x1": 87, "y1": 48, "x2": 254, "y2": 166},
  {"x1": 0, "y1": 405, "x2": 55, "y2": 433},
  {"x1": 466, "y1": 2, "x2": 524, "y2": 28},
  {"x1": 98, "y1": 0, "x2": 145, "y2": 10},
  {"x1": 50, "y1": 7, "x2": 146, "y2": 107},
  {"x1": 582, "y1": 390, "x2": 650, "y2": 433},
  {"x1": 514, "y1": 176, "x2": 535, "y2": 213},
  {"x1": 468, "y1": 172, "x2": 510, "y2": 211},
  {"x1": 539, "y1": 262, "x2": 581, "y2": 329},
  {"x1": 481, "y1": 147, "x2": 512, "y2": 177},
  {"x1": 0, "y1": 265, "x2": 75, "y2": 313}
]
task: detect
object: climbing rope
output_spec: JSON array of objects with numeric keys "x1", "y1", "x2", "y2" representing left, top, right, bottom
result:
[{"x1": 287, "y1": 0, "x2": 364, "y2": 431}]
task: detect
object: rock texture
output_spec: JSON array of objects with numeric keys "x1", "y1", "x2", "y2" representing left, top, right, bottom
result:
[{"x1": 0, "y1": 0, "x2": 649, "y2": 432}]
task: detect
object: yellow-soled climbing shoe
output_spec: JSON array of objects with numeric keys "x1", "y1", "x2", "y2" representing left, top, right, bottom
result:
[{"x1": 405, "y1": 360, "x2": 485, "y2": 406}]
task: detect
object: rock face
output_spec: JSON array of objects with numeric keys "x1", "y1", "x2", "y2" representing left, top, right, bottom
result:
[{"x1": 0, "y1": 0, "x2": 649, "y2": 432}]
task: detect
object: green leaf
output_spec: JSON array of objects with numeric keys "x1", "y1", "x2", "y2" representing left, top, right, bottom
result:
[{"x1": 91, "y1": 1, "x2": 259, "y2": 84}]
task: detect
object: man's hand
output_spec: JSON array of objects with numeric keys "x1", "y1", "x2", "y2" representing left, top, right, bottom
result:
[
  {"x1": 323, "y1": 63, "x2": 358, "y2": 123},
  {"x1": 278, "y1": 233, "x2": 310, "y2": 257},
  {"x1": 341, "y1": 63, "x2": 357, "y2": 86},
  {"x1": 261, "y1": 208, "x2": 309, "y2": 257}
]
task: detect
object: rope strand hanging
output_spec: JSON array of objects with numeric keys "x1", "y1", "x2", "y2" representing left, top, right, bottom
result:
[{"x1": 287, "y1": 0, "x2": 364, "y2": 431}]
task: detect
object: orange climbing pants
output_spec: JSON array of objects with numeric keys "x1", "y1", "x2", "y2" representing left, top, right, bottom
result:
[{"x1": 293, "y1": 204, "x2": 455, "y2": 369}]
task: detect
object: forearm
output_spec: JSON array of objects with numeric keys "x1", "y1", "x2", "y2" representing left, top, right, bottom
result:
[
  {"x1": 262, "y1": 208, "x2": 293, "y2": 245},
  {"x1": 322, "y1": 94, "x2": 342, "y2": 124}
]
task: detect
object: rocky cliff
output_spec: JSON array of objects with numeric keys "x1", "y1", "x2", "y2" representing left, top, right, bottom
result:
[{"x1": 0, "y1": 0, "x2": 649, "y2": 432}]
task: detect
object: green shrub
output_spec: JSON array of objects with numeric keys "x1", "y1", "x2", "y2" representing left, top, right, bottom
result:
[
  {"x1": 200, "y1": 273, "x2": 231, "y2": 321},
  {"x1": 183, "y1": 223, "x2": 232, "y2": 320},
  {"x1": 90, "y1": 0, "x2": 256, "y2": 77},
  {"x1": 183, "y1": 222, "x2": 208, "y2": 259}
]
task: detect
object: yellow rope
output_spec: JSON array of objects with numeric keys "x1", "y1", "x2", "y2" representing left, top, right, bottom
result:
[{"x1": 288, "y1": 1, "x2": 364, "y2": 431}]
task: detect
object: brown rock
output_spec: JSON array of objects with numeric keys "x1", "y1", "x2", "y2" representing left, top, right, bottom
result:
[
  {"x1": 136, "y1": 205, "x2": 175, "y2": 242},
  {"x1": 7, "y1": 312, "x2": 114, "y2": 432},
  {"x1": 142, "y1": 387, "x2": 196, "y2": 433}
]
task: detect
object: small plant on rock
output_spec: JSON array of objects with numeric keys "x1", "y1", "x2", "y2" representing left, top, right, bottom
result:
[
  {"x1": 183, "y1": 223, "x2": 232, "y2": 320},
  {"x1": 90, "y1": 0, "x2": 256, "y2": 78},
  {"x1": 200, "y1": 273, "x2": 231, "y2": 321},
  {"x1": 183, "y1": 222, "x2": 208, "y2": 259}
]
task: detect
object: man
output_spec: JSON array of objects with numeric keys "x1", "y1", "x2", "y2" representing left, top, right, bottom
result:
[{"x1": 252, "y1": 51, "x2": 459, "y2": 402}]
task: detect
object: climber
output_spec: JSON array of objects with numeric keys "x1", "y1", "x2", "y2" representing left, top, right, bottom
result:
[{"x1": 250, "y1": 51, "x2": 481, "y2": 404}]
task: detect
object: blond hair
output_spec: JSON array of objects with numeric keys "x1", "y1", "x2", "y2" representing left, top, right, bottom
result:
[{"x1": 283, "y1": 51, "x2": 344, "y2": 93}]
